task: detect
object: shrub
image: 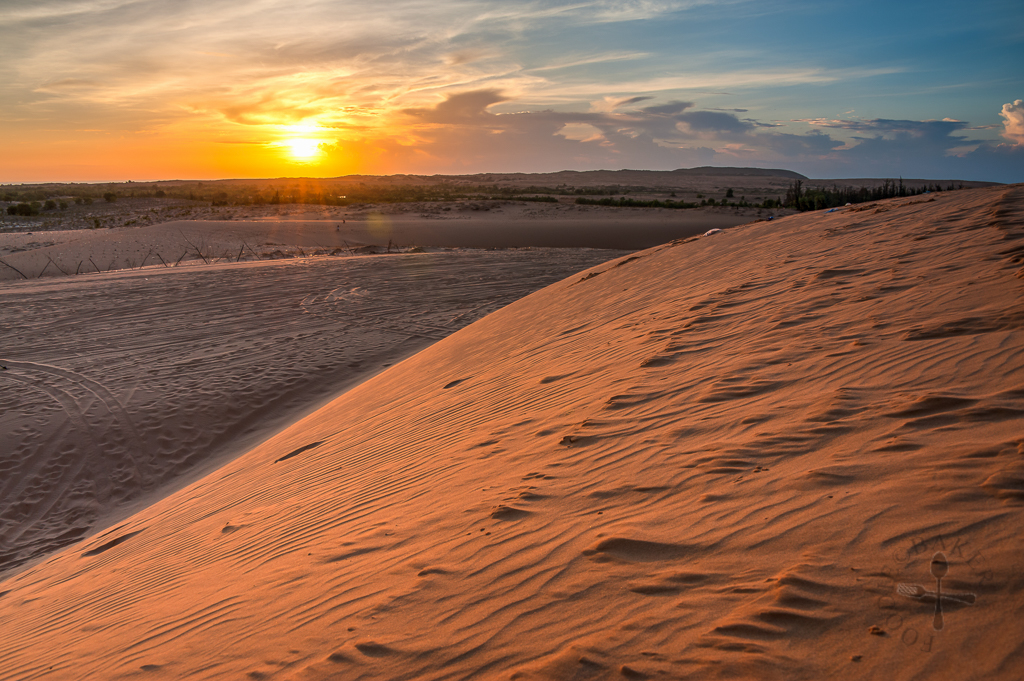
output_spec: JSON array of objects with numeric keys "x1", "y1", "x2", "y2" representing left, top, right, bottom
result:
[
  {"x1": 575, "y1": 197, "x2": 697, "y2": 209},
  {"x1": 8, "y1": 202, "x2": 39, "y2": 216},
  {"x1": 103, "y1": 192, "x2": 117, "y2": 203}
]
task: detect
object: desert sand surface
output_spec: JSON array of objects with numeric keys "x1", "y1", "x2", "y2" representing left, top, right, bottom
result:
[
  {"x1": 2, "y1": 184, "x2": 1024, "y2": 680},
  {"x1": 0, "y1": 200, "x2": 768, "y2": 281},
  {"x1": 0, "y1": 248, "x2": 625, "y2": 575}
]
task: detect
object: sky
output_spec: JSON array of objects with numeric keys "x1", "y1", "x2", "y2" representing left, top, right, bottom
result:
[{"x1": 1, "y1": 0, "x2": 1023, "y2": 183}]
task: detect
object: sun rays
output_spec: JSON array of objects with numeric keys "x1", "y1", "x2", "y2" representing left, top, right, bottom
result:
[
  {"x1": 285, "y1": 137, "x2": 324, "y2": 162},
  {"x1": 276, "y1": 124, "x2": 330, "y2": 164}
]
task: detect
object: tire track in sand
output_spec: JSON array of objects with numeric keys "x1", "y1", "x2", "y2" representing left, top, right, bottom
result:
[
  {"x1": 0, "y1": 362, "x2": 145, "y2": 570},
  {"x1": 1, "y1": 360, "x2": 145, "y2": 469},
  {"x1": 0, "y1": 372, "x2": 98, "y2": 555}
]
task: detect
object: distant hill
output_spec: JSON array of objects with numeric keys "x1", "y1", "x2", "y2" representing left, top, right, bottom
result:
[
  {"x1": 672, "y1": 166, "x2": 808, "y2": 179},
  {"x1": 2, "y1": 169, "x2": 998, "y2": 210},
  {"x1": 426, "y1": 167, "x2": 806, "y2": 182}
]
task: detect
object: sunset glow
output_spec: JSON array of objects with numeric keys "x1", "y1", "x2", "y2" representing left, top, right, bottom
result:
[
  {"x1": 285, "y1": 139, "x2": 324, "y2": 162},
  {"x1": 0, "y1": 1, "x2": 1021, "y2": 182},
  {"x1": 278, "y1": 124, "x2": 331, "y2": 163}
]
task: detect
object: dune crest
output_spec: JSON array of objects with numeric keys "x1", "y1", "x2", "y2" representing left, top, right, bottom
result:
[{"x1": 1, "y1": 185, "x2": 1023, "y2": 680}]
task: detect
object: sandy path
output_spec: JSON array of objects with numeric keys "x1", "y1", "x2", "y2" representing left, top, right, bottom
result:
[
  {"x1": 1, "y1": 185, "x2": 1022, "y2": 680},
  {"x1": 0, "y1": 248, "x2": 624, "y2": 575}
]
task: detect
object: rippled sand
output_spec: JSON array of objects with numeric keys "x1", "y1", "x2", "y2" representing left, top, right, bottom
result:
[{"x1": 1, "y1": 184, "x2": 1023, "y2": 680}]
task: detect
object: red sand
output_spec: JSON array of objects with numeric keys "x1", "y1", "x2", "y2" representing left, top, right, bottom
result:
[{"x1": 1, "y1": 184, "x2": 1023, "y2": 680}]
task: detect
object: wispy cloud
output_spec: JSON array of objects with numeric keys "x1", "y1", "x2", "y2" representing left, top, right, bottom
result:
[
  {"x1": 528, "y1": 51, "x2": 650, "y2": 72},
  {"x1": 1, "y1": 0, "x2": 1021, "y2": 182}
]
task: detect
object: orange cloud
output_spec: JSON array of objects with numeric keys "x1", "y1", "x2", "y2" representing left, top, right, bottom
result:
[{"x1": 1000, "y1": 100, "x2": 1024, "y2": 145}]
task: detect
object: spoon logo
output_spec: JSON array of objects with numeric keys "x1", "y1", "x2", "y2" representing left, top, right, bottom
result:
[
  {"x1": 897, "y1": 551, "x2": 977, "y2": 631},
  {"x1": 874, "y1": 534, "x2": 993, "y2": 653}
]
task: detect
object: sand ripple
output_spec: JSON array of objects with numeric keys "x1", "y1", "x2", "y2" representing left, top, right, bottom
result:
[{"x1": 1, "y1": 185, "x2": 1022, "y2": 680}]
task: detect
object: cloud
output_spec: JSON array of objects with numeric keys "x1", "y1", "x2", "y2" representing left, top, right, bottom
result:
[
  {"x1": 798, "y1": 117, "x2": 986, "y2": 156},
  {"x1": 317, "y1": 89, "x2": 719, "y2": 171},
  {"x1": 487, "y1": 0, "x2": 731, "y2": 25},
  {"x1": 1000, "y1": 100, "x2": 1024, "y2": 145},
  {"x1": 778, "y1": 114, "x2": 1024, "y2": 181},
  {"x1": 403, "y1": 90, "x2": 510, "y2": 123},
  {"x1": 217, "y1": 97, "x2": 326, "y2": 126},
  {"x1": 33, "y1": 77, "x2": 102, "y2": 92},
  {"x1": 677, "y1": 110, "x2": 752, "y2": 133},
  {"x1": 2, "y1": 1, "x2": 1019, "y2": 183},
  {"x1": 375, "y1": 90, "x2": 1024, "y2": 183},
  {"x1": 590, "y1": 95, "x2": 654, "y2": 112},
  {"x1": 556, "y1": 122, "x2": 605, "y2": 142},
  {"x1": 529, "y1": 51, "x2": 649, "y2": 72},
  {"x1": 640, "y1": 101, "x2": 693, "y2": 115},
  {"x1": 803, "y1": 117, "x2": 971, "y2": 137},
  {"x1": 956, "y1": 142, "x2": 1024, "y2": 182},
  {"x1": 760, "y1": 131, "x2": 844, "y2": 157}
]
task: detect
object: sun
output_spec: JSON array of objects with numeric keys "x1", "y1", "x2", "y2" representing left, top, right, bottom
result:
[
  {"x1": 285, "y1": 137, "x2": 323, "y2": 162},
  {"x1": 274, "y1": 123, "x2": 331, "y2": 163}
]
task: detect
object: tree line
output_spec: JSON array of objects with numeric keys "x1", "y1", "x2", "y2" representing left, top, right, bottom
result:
[
  {"x1": 574, "y1": 195, "x2": 782, "y2": 210},
  {"x1": 783, "y1": 179, "x2": 965, "y2": 212},
  {"x1": 7, "y1": 177, "x2": 770, "y2": 209}
]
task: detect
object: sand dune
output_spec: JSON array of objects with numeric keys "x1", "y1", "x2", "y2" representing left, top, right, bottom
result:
[
  {"x1": 1, "y1": 184, "x2": 1023, "y2": 680},
  {"x1": 0, "y1": 248, "x2": 623, "y2": 575}
]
